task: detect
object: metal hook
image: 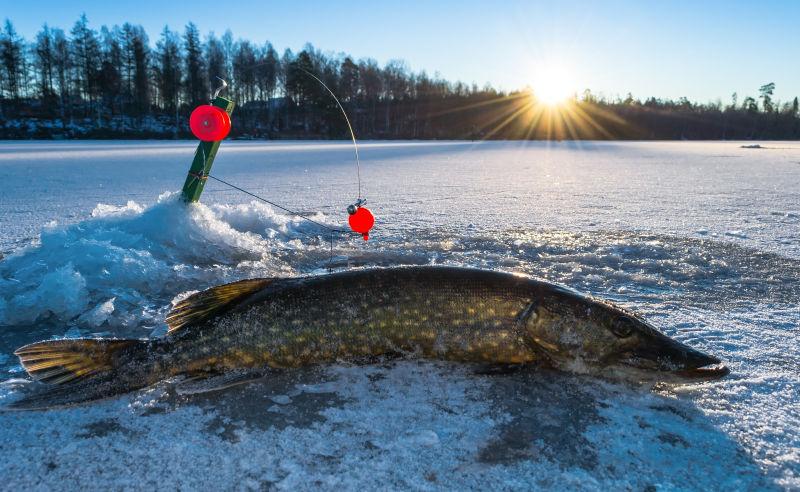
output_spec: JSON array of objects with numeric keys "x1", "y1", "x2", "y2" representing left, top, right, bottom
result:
[
  {"x1": 212, "y1": 77, "x2": 228, "y2": 100},
  {"x1": 347, "y1": 198, "x2": 367, "y2": 215}
]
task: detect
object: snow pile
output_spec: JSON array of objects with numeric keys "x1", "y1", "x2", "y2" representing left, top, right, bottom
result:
[{"x1": 0, "y1": 192, "x2": 334, "y2": 331}]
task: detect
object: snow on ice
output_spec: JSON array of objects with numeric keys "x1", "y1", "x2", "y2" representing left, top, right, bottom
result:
[{"x1": 0, "y1": 141, "x2": 797, "y2": 490}]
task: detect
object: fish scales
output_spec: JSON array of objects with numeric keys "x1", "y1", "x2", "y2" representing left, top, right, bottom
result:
[{"x1": 163, "y1": 267, "x2": 539, "y2": 371}]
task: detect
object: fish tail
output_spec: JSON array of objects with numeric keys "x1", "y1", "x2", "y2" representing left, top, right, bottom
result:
[
  {"x1": 10, "y1": 338, "x2": 154, "y2": 410},
  {"x1": 15, "y1": 338, "x2": 144, "y2": 384}
]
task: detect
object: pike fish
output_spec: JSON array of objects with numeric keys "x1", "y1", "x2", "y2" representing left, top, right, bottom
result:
[{"x1": 12, "y1": 266, "x2": 728, "y2": 409}]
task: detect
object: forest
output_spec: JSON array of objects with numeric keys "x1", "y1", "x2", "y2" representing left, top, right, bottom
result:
[{"x1": 1, "y1": 16, "x2": 799, "y2": 140}]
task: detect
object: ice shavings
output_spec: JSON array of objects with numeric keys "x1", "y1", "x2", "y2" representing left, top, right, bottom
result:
[{"x1": 0, "y1": 192, "x2": 334, "y2": 330}]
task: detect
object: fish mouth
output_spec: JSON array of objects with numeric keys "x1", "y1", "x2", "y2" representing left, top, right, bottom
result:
[
  {"x1": 670, "y1": 348, "x2": 731, "y2": 379},
  {"x1": 619, "y1": 336, "x2": 730, "y2": 380},
  {"x1": 667, "y1": 344, "x2": 730, "y2": 379},
  {"x1": 675, "y1": 362, "x2": 730, "y2": 379}
]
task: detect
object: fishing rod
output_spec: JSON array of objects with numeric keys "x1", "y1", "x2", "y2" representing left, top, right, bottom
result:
[
  {"x1": 181, "y1": 71, "x2": 376, "y2": 269},
  {"x1": 296, "y1": 67, "x2": 363, "y2": 201}
]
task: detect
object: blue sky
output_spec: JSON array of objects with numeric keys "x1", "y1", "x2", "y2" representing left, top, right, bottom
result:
[{"x1": 2, "y1": 0, "x2": 799, "y2": 103}]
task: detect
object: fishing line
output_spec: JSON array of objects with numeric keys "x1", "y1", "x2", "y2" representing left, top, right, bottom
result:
[
  {"x1": 206, "y1": 174, "x2": 350, "y2": 235},
  {"x1": 228, "y1": 62, "x2": 364, "y2": 200},
  {"x1": 207, "y1": 173, "x2": 351, "y2": 273},
  {"x1": 296, "y1": 67, "x2": 363, "y2": 200}
]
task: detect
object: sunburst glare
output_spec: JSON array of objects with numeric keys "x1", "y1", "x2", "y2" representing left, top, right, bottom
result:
[{"x1": 532, "y1": 64, "x2": 575, "y2": 106}]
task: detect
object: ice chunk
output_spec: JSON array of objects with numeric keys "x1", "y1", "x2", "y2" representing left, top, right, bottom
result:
[
  {"x1": 0, "y1": 193, "x2": 332, "y2": 328},
  {"x1": 3, "y1": 263, "x2": 88, "y2": 324}
]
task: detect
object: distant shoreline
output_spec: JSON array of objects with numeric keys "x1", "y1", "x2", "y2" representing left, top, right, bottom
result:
[{"x1": 1, "y1": 136, "x2": 798, "y2": 142}]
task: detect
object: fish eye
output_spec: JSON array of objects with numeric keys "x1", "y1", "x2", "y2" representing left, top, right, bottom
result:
[{"x1": 610, "y1": 316, "x2": 636, "y2": 338}]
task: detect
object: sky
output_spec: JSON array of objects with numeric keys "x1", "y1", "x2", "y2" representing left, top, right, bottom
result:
[{"x1": 2, "y1": 0, "x2": 799, "y2": 104}]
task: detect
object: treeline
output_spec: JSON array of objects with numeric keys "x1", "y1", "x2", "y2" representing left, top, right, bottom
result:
[{"x1": 1, "y1": 16, "x2": 799, "y2": 140}]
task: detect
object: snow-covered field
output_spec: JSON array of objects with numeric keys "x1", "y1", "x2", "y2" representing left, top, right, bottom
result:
[{"x1": 0, "y1": 140, "x2": 798, "y2": 490}]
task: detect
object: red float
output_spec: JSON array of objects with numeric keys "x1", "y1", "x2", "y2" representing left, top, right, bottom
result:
[
  {"x1": 348, "y1": 206, "x2": 375, "y2": 240},
  {"x1": 189, "y1": 105, "x2": 231, "y2": 141}
]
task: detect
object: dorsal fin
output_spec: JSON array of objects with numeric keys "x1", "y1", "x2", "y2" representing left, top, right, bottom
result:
[{"x1": 166, "y1": 278, "x2": 272, "y2": 333}]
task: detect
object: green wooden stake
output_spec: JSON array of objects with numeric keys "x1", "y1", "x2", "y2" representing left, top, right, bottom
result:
[{"x1": 181, "y1": 96, "x2": 235, "y2": 203}]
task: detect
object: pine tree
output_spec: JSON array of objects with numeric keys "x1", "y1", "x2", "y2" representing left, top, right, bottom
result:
[
  {"x1": 359, "y1": 59, "x2": 382, "y2": 133},
  {"x1": 221, "y1": 30, "x2": 235, "y2": 86},
  {"x1": 34, "y1": 24, "x2": 56, "y2": 101},
  {"x1": 183, "y1": 22, "x2": 207, "y2": 107},
  {"x1": 256, "y1": 43, "x2": 278, "y2": 102},
  {"x1": 205, "y1": 33, "x2": 227, "y2": 88},
  {"x1": 0, "y1": 20, "x2": 25, "y2": 100},
  {"x1": 98, "y1": 26, "x2": 123, "y2": 117},
  {"x1": 154, "y1": 26, "x2": 182, "y2": 133},
  {"x1": 119, "y1": 24, "x2": 149, "y2": 116},
  {"x1": 340, "y1": 57, "x2": 359, "y2": 102},
  {"x1": 759, "y1": 82, "x2": 775, "y2": 113},
  {"x1": 743, "y1": 96, "x2": 758, "y2": 113},
  {"x1": 70, "y1": 14, "x2": 101, "y2": 115},
  {"x1": 233, "y1": 40, "x2": 257, "y2": 103},
  {"x1": 51, "y1": 28, "x2": 71, "y2": 127}
]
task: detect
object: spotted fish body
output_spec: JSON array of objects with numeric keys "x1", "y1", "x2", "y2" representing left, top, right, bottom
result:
[
  {"x1": 160, "y1": 267, "x2": 544, "y2": 373},
  {"x1": 12, "y1": 266, "x2": 728, "y2": 409}
]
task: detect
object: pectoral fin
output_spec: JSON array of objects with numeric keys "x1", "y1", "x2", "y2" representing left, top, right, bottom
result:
[
  {"x1": 173, "y1": 370, "x2": 271, "y2": 396},
  {"x1": 166, "y1": 278, "x2": 273, "y2": 333}
]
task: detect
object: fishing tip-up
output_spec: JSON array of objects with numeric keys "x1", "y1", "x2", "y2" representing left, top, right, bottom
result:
[
  {"x1": 347, "y1": 198, "x2": 374, "y2": 240},
  {"x1": 189, "y1": 78, "x2": 232, "y2": 142}
]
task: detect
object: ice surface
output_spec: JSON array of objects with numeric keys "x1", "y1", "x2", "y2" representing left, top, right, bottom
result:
[{"x1": 0, "y1": 140, "x2": 798, "y2": 490}]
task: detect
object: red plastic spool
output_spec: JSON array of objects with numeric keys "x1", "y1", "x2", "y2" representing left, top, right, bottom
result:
[
  {"x1": 189, "y1": 105, "x2": 231, "y2": 141},
  {"x1": 348, "y1": 207, "x2": 375, "y2": 240}
]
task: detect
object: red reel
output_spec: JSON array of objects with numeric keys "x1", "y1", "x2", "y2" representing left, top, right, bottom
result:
[
  {"x1": 190, "y1": 105, "x2": 231, "y2": 141},
  {"x1": 348, "y1": 206, "x2": 375, "y2": 240}
]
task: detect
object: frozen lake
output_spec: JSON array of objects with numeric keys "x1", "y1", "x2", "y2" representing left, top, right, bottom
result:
[{"x1": 0, "y1": 140, "x2": 798, "y2": 490}]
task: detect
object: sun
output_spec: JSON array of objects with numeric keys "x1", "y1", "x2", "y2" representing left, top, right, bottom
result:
[{"x1": 532, "y1": 65, "x2": 575, "y2": 106}]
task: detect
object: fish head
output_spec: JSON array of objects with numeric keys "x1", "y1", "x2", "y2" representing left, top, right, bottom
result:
[{"x1": 524, "y1": 287, "x2": 729, "y2": 380}]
